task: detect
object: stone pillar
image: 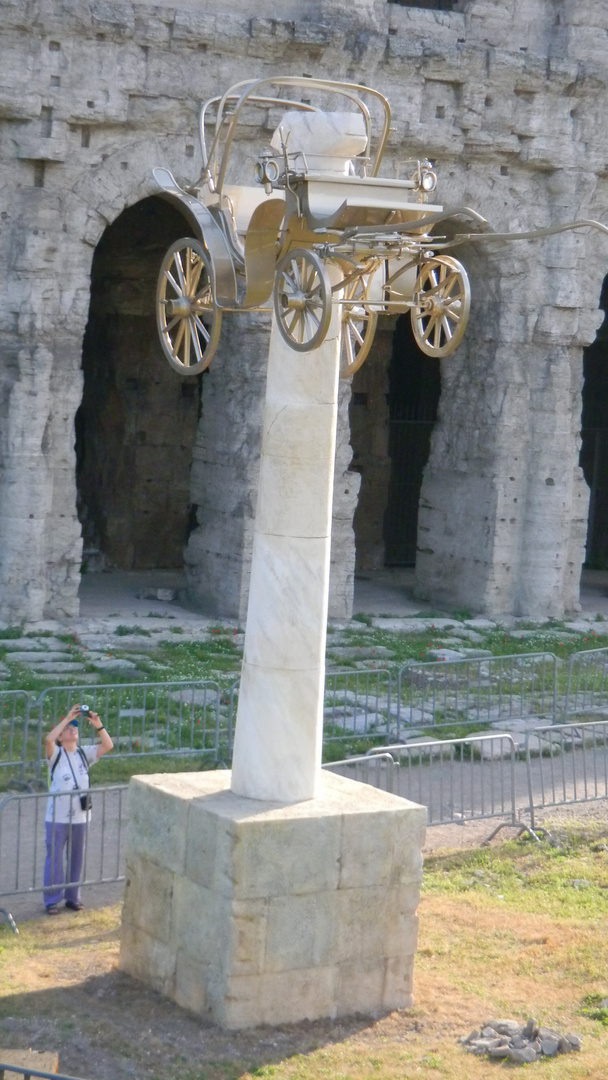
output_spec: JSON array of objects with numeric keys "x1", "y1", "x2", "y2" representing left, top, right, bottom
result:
[
  {"x1": 0, "y1": 343, "x2": 83, "y2": 623},
  {"x1": 230, "y1": 299, "x2": 342, "y2": 803},
  {"x1": 349, "y1": 321, "x2": 392, "y2": 572},
  {"x1": 415, "y1": 231, "x2": 603, "y2": 619},
  {"x1": 185, "y1": 313, "x2": 269, "y2": 624},
  {"x1": 328, "y1": 378, "x2": 360, "y2": 619},
  {"x1": 186, "y1": 314, "x2": 357, "y2": 623}
]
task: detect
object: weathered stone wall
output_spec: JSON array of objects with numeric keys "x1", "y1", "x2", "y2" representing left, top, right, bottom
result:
[{"x1": 0, "y1": 0, "x2": 607, "y2": 621}]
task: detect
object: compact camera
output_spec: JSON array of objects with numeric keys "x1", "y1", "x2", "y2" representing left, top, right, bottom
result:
[{"x1": 80, "y1": 704, "x2": 91, "y2": 716}]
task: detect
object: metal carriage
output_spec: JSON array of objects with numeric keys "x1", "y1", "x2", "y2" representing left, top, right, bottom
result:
[
  {"x1": 153, "y1": 75, "x2": 607, "y2": 380},
  {"x1": 152, "y1": 76, "x2": 485, "y2": 378}
]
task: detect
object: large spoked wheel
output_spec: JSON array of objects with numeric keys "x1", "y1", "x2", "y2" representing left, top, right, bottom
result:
[
  {"x1": 156, "y1": 237, "x2": 221, "y2": 375},
  {"x1": 273, "y1": 248, "x2": 332, "y2": 352},
  {"x1": 339, "y1": 274, "x2": 378, "y2": 379},
  {"x1": 411, "y1": 255, "x2": 470, "y2": 358}
]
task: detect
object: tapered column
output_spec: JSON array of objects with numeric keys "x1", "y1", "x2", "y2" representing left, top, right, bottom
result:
[{"x1": 230, "y1": 299, "x2": 342, "y2": 803}]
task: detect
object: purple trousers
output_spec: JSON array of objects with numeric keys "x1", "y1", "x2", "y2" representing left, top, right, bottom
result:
[{"x1": 43, "y1": 821, "x2": 87, "y2": 907}]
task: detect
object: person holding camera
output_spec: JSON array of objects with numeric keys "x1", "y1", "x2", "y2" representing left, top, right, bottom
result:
[{"x1": 43, "y1": 703, "x2": 113, "y2": 914}]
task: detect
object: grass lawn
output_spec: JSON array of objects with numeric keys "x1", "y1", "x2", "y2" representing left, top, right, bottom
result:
[{"x1": 1, "y1": 825, "x2": 607, "y2": 1079}]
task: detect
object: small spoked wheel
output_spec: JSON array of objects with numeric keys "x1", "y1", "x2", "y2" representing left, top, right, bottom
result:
[
  {"x1": 273, "y1": 248, "x2": 332, "y2": 352},
  {"x1": 156, "y1": 237, "x2": 221, "y2": 375},
  {"x1": 411, "y1": 255, "x2": 470, "y2": 358},
  {"x1": 339, "y1": 274, "x2": 378, "y2": 379}
]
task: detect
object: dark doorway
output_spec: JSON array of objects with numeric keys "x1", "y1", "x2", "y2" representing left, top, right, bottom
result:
[
  {"x1": 383, "y1": 315, "x2": 441, "y2": 566},
  {"x1": 77, "y1": 196, "x2": 200, "y2": 571},
  {"x1": 581, "y1": 275, "x2": 608, "y2": 567}
]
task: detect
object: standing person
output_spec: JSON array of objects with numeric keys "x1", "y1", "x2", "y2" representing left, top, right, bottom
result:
[{"x1": 43, "y1": 703, "x2": 113, "y2": 914}]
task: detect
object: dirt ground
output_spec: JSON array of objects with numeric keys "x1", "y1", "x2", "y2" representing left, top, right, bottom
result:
[{"x1": 2, "y1": 805, "x2": 607, "y2": 1080}]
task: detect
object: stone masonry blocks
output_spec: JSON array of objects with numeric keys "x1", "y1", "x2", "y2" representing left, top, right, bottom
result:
[{"x1": 120, "y1": 769, "x2": 426, "y2": 1028}]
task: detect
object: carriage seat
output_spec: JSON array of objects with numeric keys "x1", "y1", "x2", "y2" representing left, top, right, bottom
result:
[{"x1": 270, "y1": 110, "x2": 368, "y2": 176}]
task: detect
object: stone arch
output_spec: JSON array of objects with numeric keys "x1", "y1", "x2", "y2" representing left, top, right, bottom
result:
[
  {"x1": 77, "y1": 194, "x2": 200, "y2": 574},
  {"x1": 348, "y1": 313, "x2": 442, "y2": 575}
]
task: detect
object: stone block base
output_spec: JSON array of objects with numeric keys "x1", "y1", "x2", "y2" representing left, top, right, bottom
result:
[{"x1": 119, "y1": 770, "x2": 426, "y2": 1029}]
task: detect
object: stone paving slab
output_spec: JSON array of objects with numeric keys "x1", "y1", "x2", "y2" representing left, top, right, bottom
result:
[
  {"x1": 91, "y1": 657, "x2": 139, "y2": 671},
  {"x1": 21, "y1": 662, "x2": 86, "y2": 674},
  {"x1": 370, "y1": 618, "x2": 429, "y2": 633},
  {"x1": 83, "y1": 650, "x2": 150, "y2": 663},
  {"x1": 22, "y1": 671, "x2": 99, "y2": 683},
  {"x1": 425, "y1": 648, "x2": 467, "y2": 661},
  {"x1": 0, "y1": 637, "x2": 67, "y2": 651},
  {"x1": 5, "y1": 651, "x2": 80, "y2": 664},
  {"x1": 446, "y1": 627, "x2": 485, "y2": 643},
  {"x1": 327, "y1": 646, "x2": 396, "y2": 659}
]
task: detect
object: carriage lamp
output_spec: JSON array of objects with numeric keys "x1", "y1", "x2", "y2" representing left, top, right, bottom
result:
[
  {"x1": 255, "y1": 151, "x2": 281, "y2": 193},
  {"x1": 413, "y1": 161, "x2": 437, "y2": 194}
]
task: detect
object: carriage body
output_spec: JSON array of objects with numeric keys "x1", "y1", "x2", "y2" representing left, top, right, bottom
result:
[{"x1": 154, "y1": 77, "x2": 471, "y2": 377}]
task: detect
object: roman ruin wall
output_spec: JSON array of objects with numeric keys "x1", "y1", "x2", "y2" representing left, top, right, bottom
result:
[{"x1": 0, "y1": 0, "x2": 607, "y2": 622}]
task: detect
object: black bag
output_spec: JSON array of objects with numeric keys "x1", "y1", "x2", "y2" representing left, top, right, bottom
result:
[{"x1": 79, "y1": 792, "x2": 93, "y2": 812}]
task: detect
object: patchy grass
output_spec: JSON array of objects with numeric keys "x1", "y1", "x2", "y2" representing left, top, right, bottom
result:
[
  {"x1": 422, "y1": 824, "x2": 608, "y2": 918},
  {"x1": 1, "y1": 827, "x2": 608, "y2": 1079},
  {"x1": 4, "y1": 616, "x2": 608, "y2": 789}
]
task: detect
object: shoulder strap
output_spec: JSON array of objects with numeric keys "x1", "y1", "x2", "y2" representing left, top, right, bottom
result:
[
  {"x1": 49, "y1": 745, "x2": 63, "y2": 782},
  {"x1": 77, "y1": 746, "x2": 90, "y2": 774}
]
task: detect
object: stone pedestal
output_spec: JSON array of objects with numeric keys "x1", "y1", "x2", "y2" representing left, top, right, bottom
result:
[{"x1": 119, "y1": 769, "x2": 426, "y2": 1029}]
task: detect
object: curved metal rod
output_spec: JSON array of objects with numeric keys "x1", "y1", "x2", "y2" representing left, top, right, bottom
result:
[
  {"x1": 198, "y1": 92, "x2": 320, "y2": 191},
  {"x1": 440, "y1": 218, "x2": 608, "y2": 250},
  {"x1": 213, "y1": 77, "x2": 391, "y2": 196}
]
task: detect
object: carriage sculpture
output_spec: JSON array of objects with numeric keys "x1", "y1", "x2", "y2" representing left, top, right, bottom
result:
[{"x1": 153, "y1": 76, "x2": 608, "y2": 379}]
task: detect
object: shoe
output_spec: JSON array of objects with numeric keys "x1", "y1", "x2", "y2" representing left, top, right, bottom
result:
[
  {"x1": 46, "y1": 904, "x2": 60, "y2": 915},
  {"x1": 64, "y1": 900, "x2": 84, "y2": 911}
]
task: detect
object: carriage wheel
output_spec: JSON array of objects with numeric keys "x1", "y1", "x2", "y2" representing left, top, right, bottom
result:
[
  {"x1": 273, "y1": 248, "x2": 332, "y2": 352},
  {"x1": 339, "y1": 275, "x2": 378, "y2": 379},
  {"x1": 156, "y1": 238, "x2": 221, "y2": 375},
  {"x1": 411, "y1": 255, "x2": 470, "y2": 358}
]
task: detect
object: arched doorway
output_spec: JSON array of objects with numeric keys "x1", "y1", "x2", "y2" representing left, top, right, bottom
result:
[
  {"x1": 349, "y1": 314, "x2": 440, "y2": 572},
  {"x1": 77, "y1": 196, "x2": 200, "y2": 571},
  {"x1": 581, "y1": 274, "x2": 608, "y2": 567},
  {"x1": 384, "y1": 315, "x2": 441, "y2": 565}
]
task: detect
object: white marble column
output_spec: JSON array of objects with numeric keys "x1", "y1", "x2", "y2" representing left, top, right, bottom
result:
[{"x1": 230, "y1": 296, "x2": 342, "y2": 803}]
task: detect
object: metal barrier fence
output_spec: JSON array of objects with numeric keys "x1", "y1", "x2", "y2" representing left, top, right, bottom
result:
[
  {"x1": 369, "y1": 735, "x2": 519, "y2": 826},
  {"x1": 5, "y1": 725, "x2": 608, "y2": 922},
  {"x1": 224, "y1": 679, "x2": 239, "y2": 761},
  {"x1": 397, "y1": 652, "x2": 557, "y2": 736},
  {"x1": 30, "y1": 680, "x2": 224, "y2": 778},
  {"x1": 0, "y1": 785, "x2": 128, "y2": 902},
  {"x1": 525, "y1": 720, "x2": 608, "y2": 829},
  {"x1": 225, "y1": 668, "x2": 394, "y2": 758},
  {"x1": 564, "y1": 647, "x2": 608, "y2": 719},
  {"x1": 322, "y1": 752, "x2": 397, "y2": 792},
  {"x1": 0, "y1": 691, "x2": 34, "y2": 779},
  {"x1": 5, "y1": 646, "x2": 608, "y2": 792},
  {"x1": 323, "y1": 668, "x2": 393, "y2": 747}
]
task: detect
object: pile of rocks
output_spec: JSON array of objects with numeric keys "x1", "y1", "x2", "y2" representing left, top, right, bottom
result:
[{"x1": 459, "y1": 1018, "x2": 582, "y2": 1063}]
